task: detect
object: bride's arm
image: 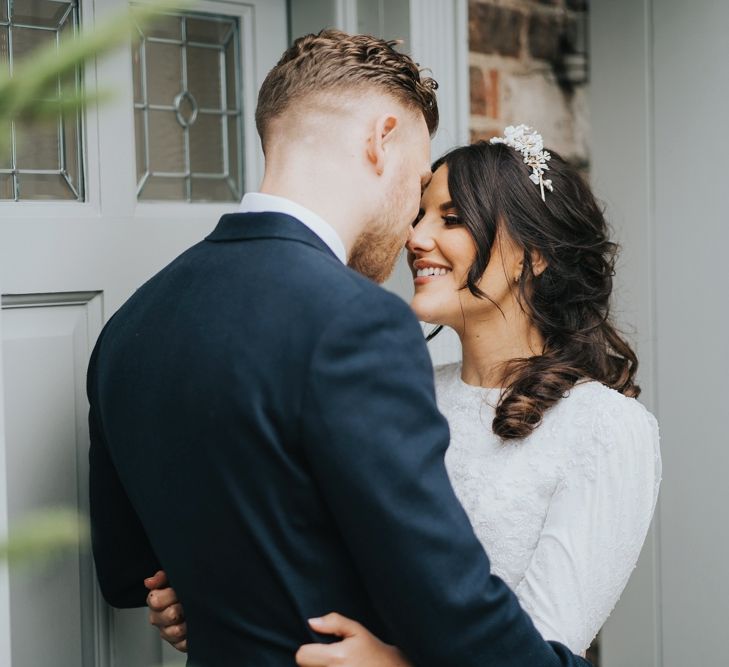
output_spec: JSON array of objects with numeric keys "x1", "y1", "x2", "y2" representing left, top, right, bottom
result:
[
  {"x1": 513, "y1": 398, "x2": 661, "y2": 654},
  {"x1": 144, "y1": 580, "x2": 410, "y2": 666}
]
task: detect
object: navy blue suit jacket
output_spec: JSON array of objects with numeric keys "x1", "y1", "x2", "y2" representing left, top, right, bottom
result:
[{"x1": 88, "y1": 212, "x2": 590, "y2": 666}]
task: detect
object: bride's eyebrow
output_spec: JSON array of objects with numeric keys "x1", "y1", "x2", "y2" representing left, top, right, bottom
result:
[{"x1": 440, "y1": 200, "x2": 458, "y2": 211}]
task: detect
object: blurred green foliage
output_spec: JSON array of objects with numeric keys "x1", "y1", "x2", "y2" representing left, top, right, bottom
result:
[
  {"x1": 0, "y1": 507, "x2": 88, "y2": 566},
  {"x1": 0, "y1": 0, "x2": 189, "y2": 157}
]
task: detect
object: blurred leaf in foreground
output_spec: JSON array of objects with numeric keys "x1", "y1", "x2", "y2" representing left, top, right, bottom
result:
[
  {"x1": 0, "y1": 507, "x2": 89, "y2": 567},
  {"x1": 0, "y1": 0, "x2": 191, "y2": 156}
]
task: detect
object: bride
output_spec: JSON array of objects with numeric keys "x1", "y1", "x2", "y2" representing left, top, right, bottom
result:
[{"x1": 145, "y1": 127, "x2": 661, "y2": 664}]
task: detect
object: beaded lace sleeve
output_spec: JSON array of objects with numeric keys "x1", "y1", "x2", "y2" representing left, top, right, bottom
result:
[{"x1": 513, "y1": 389, "x2": 661, "y2": 655}]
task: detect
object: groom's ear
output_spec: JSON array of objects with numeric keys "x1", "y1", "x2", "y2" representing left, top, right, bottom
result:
[{"x1": 366, "y1": 114, "x2": 399, "y2": 176}]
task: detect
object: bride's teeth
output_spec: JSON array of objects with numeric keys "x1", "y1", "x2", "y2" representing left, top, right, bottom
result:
[{"x1": 416, "y1": 267, "x2": 450, "y2": 278}]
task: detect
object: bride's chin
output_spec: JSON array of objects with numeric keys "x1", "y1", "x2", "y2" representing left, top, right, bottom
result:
[{"x1": 409, "y1": 302, "x2": 447, "y2": 327}]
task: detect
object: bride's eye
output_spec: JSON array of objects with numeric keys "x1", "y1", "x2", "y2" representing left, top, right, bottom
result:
[
  {"x1": 412, "y1": 209, "x2": 425, "y2": 227},
  {"x1": 442, "y1": 215, "x2": 462, "y2": 226}
]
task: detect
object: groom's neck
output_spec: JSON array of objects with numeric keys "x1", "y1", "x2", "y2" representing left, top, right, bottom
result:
[{"x1": 259, "y1": 163, "x2": 367, "y2": 257}]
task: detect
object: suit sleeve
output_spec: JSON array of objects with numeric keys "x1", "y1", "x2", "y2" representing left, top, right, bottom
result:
[
  {"x1": 300, "y1": 289, "x2": 590, "y2": 667},
  {"x1": 87, "y1": 338, "x2": 161, "y2": 608}
]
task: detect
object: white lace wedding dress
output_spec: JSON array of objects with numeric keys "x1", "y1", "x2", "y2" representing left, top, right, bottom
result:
[{"x1": 435, "y1": 363, "x2": 661, "y2": 655}]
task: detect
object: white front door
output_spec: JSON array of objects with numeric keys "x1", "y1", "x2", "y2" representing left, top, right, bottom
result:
[{"x1": 0, "y1": 0, "x2": 287, "y2": 664}]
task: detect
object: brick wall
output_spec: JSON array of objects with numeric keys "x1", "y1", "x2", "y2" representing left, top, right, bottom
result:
[{"x1": 469, "y1": 0, "x2": 590, "y2": 168}]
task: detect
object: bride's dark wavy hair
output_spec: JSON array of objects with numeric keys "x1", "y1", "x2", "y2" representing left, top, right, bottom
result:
[{"x1": 430, "y1": 141, "x2": 639, "y2": 440}]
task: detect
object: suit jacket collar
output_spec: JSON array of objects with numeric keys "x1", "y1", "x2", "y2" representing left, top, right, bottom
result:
[
  {"x1": 238, "y1": 193, "x2": 346, "y2": 263},
  {"x1": 206, "y1": 212, "x2": 339, "y2": 261}
]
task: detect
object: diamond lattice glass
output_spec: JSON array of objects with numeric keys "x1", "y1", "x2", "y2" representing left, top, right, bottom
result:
[
  {"x1": 0, "y1": 0, "x2": 83, "y2": 202},
  {"x1": 133, "y1": 12, "x2": 243, "y2": 202}
]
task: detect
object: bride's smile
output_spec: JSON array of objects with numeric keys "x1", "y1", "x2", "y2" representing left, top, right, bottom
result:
[
  {"x1": 406, "y1": 163, "x2": 543, "y2": 372},
  {"x1": 406, "y1": 165, "x2": 477, "y2": 328}
]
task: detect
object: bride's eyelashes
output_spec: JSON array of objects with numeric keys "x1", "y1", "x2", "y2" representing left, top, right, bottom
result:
[{"x1": 411, "y1": 210, "x2": 463, "y2": 227}]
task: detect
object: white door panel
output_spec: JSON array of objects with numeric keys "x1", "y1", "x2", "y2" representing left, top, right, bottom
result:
[{"x1": 2, "y1": 293, "x2": 103, "y2": 667}]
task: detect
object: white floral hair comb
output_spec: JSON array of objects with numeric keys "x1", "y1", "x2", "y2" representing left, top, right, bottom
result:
[{"x1": 490, "y1": 125, "x2": 553, "y2": 201}]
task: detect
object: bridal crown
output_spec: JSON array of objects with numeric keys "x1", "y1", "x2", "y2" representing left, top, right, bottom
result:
[{"x1": 490, "y1": 125, "x2": 553, "y2": 202}]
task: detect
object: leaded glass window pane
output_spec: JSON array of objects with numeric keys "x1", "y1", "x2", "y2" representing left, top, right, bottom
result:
[
  {"x1": 133, "y1": 11, "x2": 243, "y2": 202},
  {"x1": 0, "y1": 0, "x2": 84, "y2": 201}
]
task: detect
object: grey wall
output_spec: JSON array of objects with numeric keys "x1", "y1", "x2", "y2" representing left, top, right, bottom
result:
[
  {"x1": 357, "y1": 0, "x2": 410, "y2": 44},
  {"x1": 592, "y1": 1, "x2": 729, "y2": 664},
  {"x1": 652, "y1": 1, "x2": 729, "y2": 662},
  {"x1": 289, "y1": 0, "x2": 340, "y2": 37},
  {"x1": 289, "y1": 0, "x2": 409, "y2": 41}
]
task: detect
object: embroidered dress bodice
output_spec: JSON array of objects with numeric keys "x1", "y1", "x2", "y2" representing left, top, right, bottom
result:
[{"x1": 435, "y1": 363, "x2": 661, "y2": 654}]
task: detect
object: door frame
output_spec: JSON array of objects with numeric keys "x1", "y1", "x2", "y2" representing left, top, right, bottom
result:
[
  {"x1": 590, "y1": 1, "x2": 661, "y2": 665},
  {"x1": 0, "y1": 277, "x2": 11, "y2": 667}
]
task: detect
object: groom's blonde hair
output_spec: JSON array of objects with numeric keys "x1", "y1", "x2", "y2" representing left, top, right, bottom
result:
[{"x1": 255, "y1": 29, "x2": 439, "y2": 150}]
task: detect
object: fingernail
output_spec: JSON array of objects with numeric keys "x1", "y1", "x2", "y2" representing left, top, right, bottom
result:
[{"x1": 308, "y1": 617, "x2": 323, "y2": 624}]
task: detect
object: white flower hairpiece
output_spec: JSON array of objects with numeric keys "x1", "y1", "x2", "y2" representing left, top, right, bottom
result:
[{"x1": 490, "y1": 125, "x2": 553, "y2": 201}]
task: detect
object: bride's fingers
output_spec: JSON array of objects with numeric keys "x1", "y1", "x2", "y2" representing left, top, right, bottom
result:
[
  {"x1": 149, "y1": 602, "x2": 185, "y2": 630},
  {"x1": 172, "y1": 638, "x2": 188, "y2": 653},
  {"x1": 146, "y1": 586, "x2": 179, "y2": 611},
  {"x1": 308, "y1": 612, "x2": 363, "y2": 638},
  {"x1": 154, "y1": 620, "x2": 187, "y2": 645},
  {"x1": 143, "y1": 570, "x2": 169, "y2": 590},
  {"x1": 295, "y1": 642, "x2": 344, "y2": 666}
]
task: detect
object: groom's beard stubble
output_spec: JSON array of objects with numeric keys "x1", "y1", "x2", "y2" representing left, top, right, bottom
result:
[
  {"x1": 347, "y1": 184, "x2": 412, "y2": 284},
  {"x1": 347, "y1": 224, "x2": 405, "y2": 284}
]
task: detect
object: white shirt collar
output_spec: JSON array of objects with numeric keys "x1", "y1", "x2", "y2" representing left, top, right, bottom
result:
[{"x1": 238, "y1": 192, "x2": 347, "y2": 264}]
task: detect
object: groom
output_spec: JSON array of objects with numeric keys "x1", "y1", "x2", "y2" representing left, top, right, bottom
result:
[{"x1": 88, "y1": 30, "x2": 590, "y2": 666}]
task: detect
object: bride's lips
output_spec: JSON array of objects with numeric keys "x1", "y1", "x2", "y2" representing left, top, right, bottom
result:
[{"x1": 412, "y1": 259, "x2": 453, "y2": 286}]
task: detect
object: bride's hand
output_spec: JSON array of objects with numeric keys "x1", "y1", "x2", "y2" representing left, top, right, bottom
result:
[
  {"x1": 296, "y1": 613, "x2": 411, "y2": 667},
  {"x1": 144, "y1": 570, "x2": 188, "y2": 652}
]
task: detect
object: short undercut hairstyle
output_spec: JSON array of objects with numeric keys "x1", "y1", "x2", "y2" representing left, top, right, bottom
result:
[{"x1": 255, "y1": 29, "x2": 439, "y2": 147}]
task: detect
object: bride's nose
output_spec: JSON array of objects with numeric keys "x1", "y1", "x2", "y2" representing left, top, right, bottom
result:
[{"x1": 406, "y1": 221, "x2": 437, "y2": 254}]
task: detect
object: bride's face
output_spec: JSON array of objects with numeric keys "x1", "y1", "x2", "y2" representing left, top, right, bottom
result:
[{"x1": 406, "y1": 164, "x2": 524, "y2": 332}]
